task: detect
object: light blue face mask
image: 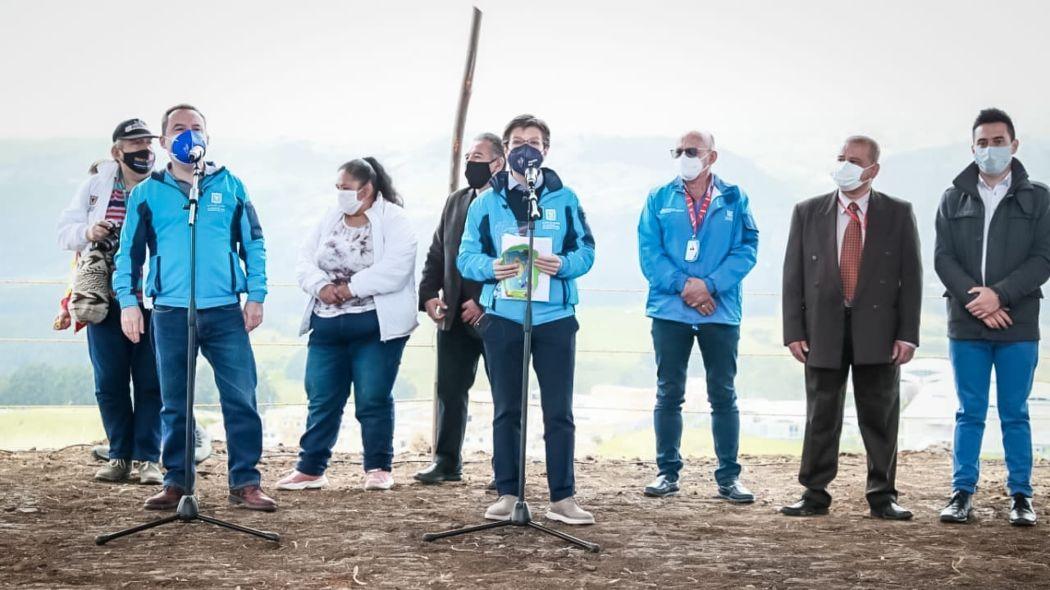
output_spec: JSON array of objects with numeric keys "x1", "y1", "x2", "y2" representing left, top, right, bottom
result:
[{"x1": 974, "y1": 145, "x2": 1013, "y2": 175}]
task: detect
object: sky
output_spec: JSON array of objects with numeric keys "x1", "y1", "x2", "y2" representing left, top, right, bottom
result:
[{"x1": 1, "y1": 0, "x2": 1047, "y2": 180}]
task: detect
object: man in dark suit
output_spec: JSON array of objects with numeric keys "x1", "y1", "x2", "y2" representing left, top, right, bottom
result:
[
  {"x1": 414, "y1": 133, "x2": 505, "y2": 485},
  {"x1": 781, "y1": 135, "x2": 922, "y2": 519}
]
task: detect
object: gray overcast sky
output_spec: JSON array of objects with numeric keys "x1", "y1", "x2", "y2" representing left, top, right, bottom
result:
[{"x1": 1, "y1": 0, "x2": 1046, "y2": 177}]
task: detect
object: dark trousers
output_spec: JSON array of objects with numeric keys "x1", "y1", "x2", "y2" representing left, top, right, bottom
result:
[
  {"x1": 651, "y1": 319, "x2": 742, "y2": 485},
  {"x1": 152, "y1": 303, "x2": 264, "y2": 490},
  {"x1": 298, "y1": 312, "x2": 408, "y2": 475},
  {"x1": 799, "y1": 310, "x2": 900, "y2": 508},
  {"x1": 484, "y1": 315, "x2": 578, "y2": 502},
  {"x1": 86, "y1": 302, "x2": 162, "y2": 462},
  {"x1": 433, "y1": 318, "x2": 488, "y2": 473}
]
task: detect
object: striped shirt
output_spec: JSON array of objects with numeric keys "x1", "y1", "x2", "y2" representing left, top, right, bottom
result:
[{"x1": 104, "y1": 177, "x2": 128, "y2": 225}]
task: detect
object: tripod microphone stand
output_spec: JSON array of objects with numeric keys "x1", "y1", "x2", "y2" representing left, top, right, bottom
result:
[
  {"x1": 96, "y1": 159, "x2": 279, "y2": 545},
  {"x1": 423, "y1": 168, "x2": 600, "y2": 553}
]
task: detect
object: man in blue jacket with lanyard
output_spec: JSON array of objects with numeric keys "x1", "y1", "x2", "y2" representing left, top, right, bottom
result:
[
  {"x1": 458, "y1": 114, "x2": 596, "y2": 525},
  {"x1": 114, "y1": 104, "x2": 276, "y2": 512},
  {"x1": 637, "y1": 130, "x2": 759, "y2": 501}
]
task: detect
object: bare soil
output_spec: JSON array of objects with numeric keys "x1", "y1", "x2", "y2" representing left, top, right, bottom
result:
[{"x1": 1, "y1": 445, "x2": 1048, "y2": 589}]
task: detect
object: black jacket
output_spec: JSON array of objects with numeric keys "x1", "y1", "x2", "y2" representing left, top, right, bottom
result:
[
  {"x1": 783, "y1": 190, "x2": 922, "y2": 369},
  {"x1": 935, "y1": 159, "x2": 1050, "y2": 341},
  {"x1": 419, "y1": 187, "x2": 483, "y2": 331}
]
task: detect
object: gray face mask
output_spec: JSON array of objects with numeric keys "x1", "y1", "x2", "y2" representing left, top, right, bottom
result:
[{"x1": 974, "y1": 146, "x2": 1013, "y2": 175}]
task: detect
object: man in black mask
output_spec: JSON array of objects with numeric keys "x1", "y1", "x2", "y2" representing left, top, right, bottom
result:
[{"x1": 415, "y1": 132, "x2": 506, "y2": 485}]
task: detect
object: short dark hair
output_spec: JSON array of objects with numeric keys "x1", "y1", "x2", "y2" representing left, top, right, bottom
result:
[
  {"x1": 973, "y1": 108, "x2": 1015, "y2": 141},
  {"x1": 474, "y1": 132, "x2": 505, "y2": 160},
  {"x1": 844, "y1": 135, "x2": 881, "y2": 164},
  {"x1": 502, "y1": 114, "x2": 550, "y2": 148},
  {"x1": 161, "y1": 104, "x2": 207, "y2": 135}
]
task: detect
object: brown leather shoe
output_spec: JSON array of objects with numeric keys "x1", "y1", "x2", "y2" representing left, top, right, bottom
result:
[
  {"x1": 228, "y1": 485, "x2": 277, "y2": 512},
  {"x1": 144, "y1": 486, "x2": 185, "y2": 511}
]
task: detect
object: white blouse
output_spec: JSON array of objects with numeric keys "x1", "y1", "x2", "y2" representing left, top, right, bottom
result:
[{"x1": 312, "y1": 219, "x2": 376, "y2": 317}]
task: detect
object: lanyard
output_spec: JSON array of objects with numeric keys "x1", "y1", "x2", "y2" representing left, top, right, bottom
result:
[
  {"x1": 684, "y1": 181, "x2": 715, "y2": 237},
  {"x1": 839, "y1": 196, "x2": 868, "y2": 231}
]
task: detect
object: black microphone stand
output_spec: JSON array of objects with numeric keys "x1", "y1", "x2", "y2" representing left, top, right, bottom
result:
[
  {"x1": 423, "y1": 169, "x2": 600, "y2": 553},
  {"x1": 96, "y1": 159, "x2": 279, "y2": 545}
]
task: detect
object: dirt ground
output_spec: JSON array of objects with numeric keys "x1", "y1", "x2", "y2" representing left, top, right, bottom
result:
[{"x1": 0, "y1": 445, "x2": 1048, "y2": 589}]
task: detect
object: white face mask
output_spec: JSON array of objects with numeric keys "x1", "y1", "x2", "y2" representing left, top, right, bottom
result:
[
  {"x1": 338, "y1": 189, "x2": 363, "y2": 215},
  {"x1": 831, "y1": 161, "x2": 874, "y2": 192},
  {"x1": 677, "y1": 154, "x2": 709, "y2": 181},
  {"x1": 974, "y1": 146, "x2": 1013, "y2": 176}
]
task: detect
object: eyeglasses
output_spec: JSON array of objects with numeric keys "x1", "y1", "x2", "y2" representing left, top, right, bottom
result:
[
  {"x1": 671, "y1": 147, "x2": 710, "y2": 159},
  {"x1": 506, "y1": 138, "x2": 544, "y2": 149}
]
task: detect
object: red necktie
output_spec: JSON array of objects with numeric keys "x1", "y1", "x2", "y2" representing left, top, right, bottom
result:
[{"x1": 840, "y1": 202, "x2": 862, "y2": 304}]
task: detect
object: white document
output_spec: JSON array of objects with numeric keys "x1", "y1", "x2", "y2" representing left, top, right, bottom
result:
[{"x1": 498, "y1": 234, "x2": 552, "y2": 303}]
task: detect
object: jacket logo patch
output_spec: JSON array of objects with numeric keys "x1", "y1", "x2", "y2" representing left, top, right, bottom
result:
[
  {"x1": 724, "y1": 210, "x2": 734, "y2": 221},
  {"x1": 207, "y1": 192, "x2": 225, "y2": 213},
  {"x1": 660, "y1": 207, "x2": 685, "y2": 214},
  {"x1": 544, "y1": 208, "x2": 556, "y2": 221},
  {"x1": 88, "y1": 195, "x2": 99, "y2": 208}
]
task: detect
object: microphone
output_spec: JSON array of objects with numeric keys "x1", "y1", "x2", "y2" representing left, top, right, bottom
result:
[
  {"x1": 524, "y1": 163, "x2": 541, "y2": 220},
  {"x1": 524, "y1": 162, "x2": 540, "y2": 188},
  {"x1": 172, "y1": 129, "x2": 207, "y2": 165}
]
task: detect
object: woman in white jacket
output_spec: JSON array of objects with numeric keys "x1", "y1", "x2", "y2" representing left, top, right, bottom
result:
[
  {"x1": 54, "y1": 118, "x2": 164, "y2": 485},
  {"x1": 278, "y1": 157, "x2": 418, "y2": 492}
]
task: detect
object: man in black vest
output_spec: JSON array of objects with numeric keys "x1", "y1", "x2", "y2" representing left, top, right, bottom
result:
[{"x1": 414, "y1": 133, "x2": 505, "y2": 485}]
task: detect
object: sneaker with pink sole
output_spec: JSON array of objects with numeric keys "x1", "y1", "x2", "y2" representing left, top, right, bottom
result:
[
  {"x1": 363, "y1": 469, "x2": 394, "y2": 491},
  {"x1": 275, "y1": 470, "x2": 329, "y2": 491}
]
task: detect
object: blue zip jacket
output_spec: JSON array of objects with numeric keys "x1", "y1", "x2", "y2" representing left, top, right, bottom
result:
[
  {"x1": 638, "y1": 174, "x2": 758, "y2": 325},
  {"x1": 457, "y1": 168, "x2": 595, "y2": 325},
  {"x1": 114, "y1": 164, "x2": 267, "y2": 309}
]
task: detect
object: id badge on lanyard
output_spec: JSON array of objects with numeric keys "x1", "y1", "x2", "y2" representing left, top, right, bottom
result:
[
  {"x1": 684, "y1": 183, "x2": 713, "y2": 262},
  {"x1": 684, "y1": 239, "x2": 700, "y2": 262}
]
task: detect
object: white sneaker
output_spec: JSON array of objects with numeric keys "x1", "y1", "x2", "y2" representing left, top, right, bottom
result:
[
  {"x1": 485, "y1": 495, "x2": 517, "y2": 521},
  {"x1": 545, "y1": 497, "x2": 595, "y2": 525},
  {"x1": 363, "y1": 469, "x2": 394, "y2": 491},
  {"x1": 276, "y1": 470, "x2": 329, "y2": 491},
  {"x1": 137, "y1": 461, "x2": 164, "y2": 485},
  {"x1": 94, "y1": 459, "x2": 131, "y2": 482}
]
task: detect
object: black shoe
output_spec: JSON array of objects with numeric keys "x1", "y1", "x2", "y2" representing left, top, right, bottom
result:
[
  {"x1": 939, "y1": 490, "x2": 973, "y2": 523},
  {"x1": 412, "y1": 463, "x2": 462, "y2": 484},
  {"x1": 1009, "y1": 494, "x2": 1037, "y2": 527},
  {"x1": 643, "y1": 475, "x2": 680, "y2": 497},
  {"x1": 780, "y1": 497, "x2": 829, "y2": 517},
  {"x1": 718, "y1": 480, "x2": 755, "y2": 504},
  {"x1": 870, "y1": 501, "x2": 913, "y2": 520}
]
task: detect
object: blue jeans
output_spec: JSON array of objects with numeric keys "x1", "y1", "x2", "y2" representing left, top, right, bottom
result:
[
  {"x1": 949, "y1": 339, "x2": 1038, "y2": 497},
  {"x1": 297, "y1": 311, "x2": 408, "y2": 475},
  {"x1": 652, "y1": 319, "x2": 741, "y2": 485},
  {"x1": 152, "y1": 303, "x2": 263, "y2": 490},
  {"x1": 484, "y1": 315, "x2": 579, "y2": 502},
  {"x1": 86, "y1": 302, "x2": 161, "y2": 461}
]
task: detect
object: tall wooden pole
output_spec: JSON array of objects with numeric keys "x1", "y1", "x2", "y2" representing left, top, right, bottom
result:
[
  {"x1": 434, "y1": 6, "x2": 483, "y2": 451},
  {"x1": 448, "y1": 7, "x2": 483, "y2": 194}
]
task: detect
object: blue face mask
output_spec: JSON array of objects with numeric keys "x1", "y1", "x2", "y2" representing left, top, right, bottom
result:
[
  {"x1": 508, "y1": 144, "x2": 543, "y2": 176},
  {"x1": 974, "y1": 145, "x2": 1013, "y2": 175}
]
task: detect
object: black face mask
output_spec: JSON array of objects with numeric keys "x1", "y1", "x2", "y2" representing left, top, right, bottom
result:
[
  {"x1": 464, "y1": 160, "x2": 495, "y2": 190},
  {"x1": 122, "y1": 149, "x2": 155, "y2": 175}
]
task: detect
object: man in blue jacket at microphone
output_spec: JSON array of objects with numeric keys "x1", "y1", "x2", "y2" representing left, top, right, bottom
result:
[
  {"x1": 113, "y1": 104, "x2": 276, "y2": 512},
  {"x1": 637, "y1": 130, "x2": 759, "y2": 501},
  {"x1": 458, "y1": 114, "x2": 596, "y2": 525}
]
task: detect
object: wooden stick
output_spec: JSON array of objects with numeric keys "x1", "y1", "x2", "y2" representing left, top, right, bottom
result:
[{"x1": 447, "y1": 6, "x2": 483, "y2": 195}]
